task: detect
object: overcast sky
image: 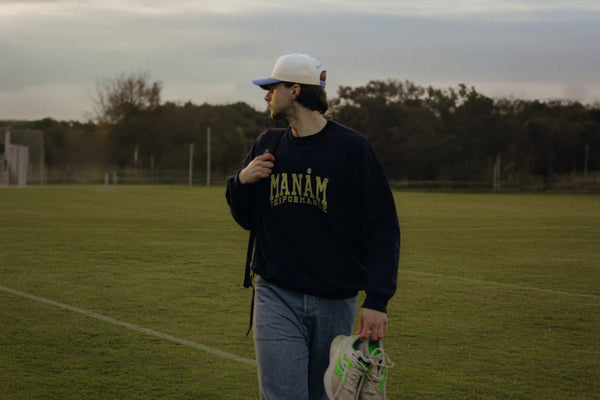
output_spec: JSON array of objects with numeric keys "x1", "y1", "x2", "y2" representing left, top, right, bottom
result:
[{"x1": 1, "y1": 0, "x2": 599, "y2": 121}]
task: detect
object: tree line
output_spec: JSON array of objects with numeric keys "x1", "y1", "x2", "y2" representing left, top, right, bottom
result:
[{"x1": 2, "y1": 73, "x2": 599, "y2": 189}]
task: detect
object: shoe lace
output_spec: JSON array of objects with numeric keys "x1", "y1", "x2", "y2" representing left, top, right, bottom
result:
[
  {"x1": 363, "y1": 352, "x2": 394, "y2": 393},
  {"x1": 338, "y1": 352, "x2": 369, "y2": 395}
]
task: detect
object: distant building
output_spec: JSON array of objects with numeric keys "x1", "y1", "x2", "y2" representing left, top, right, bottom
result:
[{"x1": 1, "y1": 130, "x2": 29, "y2": 187}]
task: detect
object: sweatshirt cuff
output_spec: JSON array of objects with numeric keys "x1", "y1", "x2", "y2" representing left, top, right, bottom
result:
[
  {"x1": 230, "y1": 172, "x2": 254, "y2": 191},
  {"x1": 362, "y1": 294, "x2": 388, "y2": 314},
  {"x1": 233, "y1": 171, "x2": 246, "y2": 186}
]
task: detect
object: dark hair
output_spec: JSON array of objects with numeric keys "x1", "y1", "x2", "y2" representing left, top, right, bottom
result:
[{"x1": 283, "y1": 82, "x2": 328, "y2": 114}]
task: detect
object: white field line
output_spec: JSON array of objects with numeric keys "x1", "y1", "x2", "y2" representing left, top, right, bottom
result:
[
  {"x1": 400, "y1": 270, "x2": 600, "y2": 300},
  {"x1": 2, "y1": 269, "x2": 597, "y2": 368},
  {"x1": 404, "y1": 226, "x2": 600, "y2": 233},
  {"x1": 0, "y1": 285, "x2": 257, "y2": 367}
]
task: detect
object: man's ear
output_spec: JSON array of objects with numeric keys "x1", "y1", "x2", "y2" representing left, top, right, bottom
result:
[{"x1": 290, "y1": 84, "x2": 301, "y2": 100}]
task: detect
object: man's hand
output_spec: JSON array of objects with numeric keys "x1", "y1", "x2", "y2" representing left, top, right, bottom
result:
[
  {"x1": 356, "y1": 308, "x2": 388, "y2": 341},
  {"x1": 239, "y1": 153, "x2": 275, "y2": 184}
]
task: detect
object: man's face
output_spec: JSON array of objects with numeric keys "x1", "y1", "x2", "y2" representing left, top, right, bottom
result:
[{"x1": 264, "y1": 83, "x2": 293, "y2": 120}]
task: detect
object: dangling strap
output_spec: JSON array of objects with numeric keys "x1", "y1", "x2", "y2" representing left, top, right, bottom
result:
[
  {"x1": 245, "y1": 283, "x2": 255, "y2": 336},
  {"x1": 244, "y1": 231, "x2": 256, "y2": 335},
  {"x1": 243, "y1": 231, "x2": 255, "y2": 288}
]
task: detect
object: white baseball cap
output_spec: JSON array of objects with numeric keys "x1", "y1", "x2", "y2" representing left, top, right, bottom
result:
[{"x1": 252, "y1": 53, "x2": 326, "y2": 89}]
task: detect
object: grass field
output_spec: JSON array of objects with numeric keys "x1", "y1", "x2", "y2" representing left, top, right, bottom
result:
[{"x1": 1, "y1": 185, "x2": 598, "y2": 399}]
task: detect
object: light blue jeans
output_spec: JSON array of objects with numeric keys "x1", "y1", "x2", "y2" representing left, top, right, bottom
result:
[{"x1": 253, "y1": 277, "x2": 357, "y2": 400}]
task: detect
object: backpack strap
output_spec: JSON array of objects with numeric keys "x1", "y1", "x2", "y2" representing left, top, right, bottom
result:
[{"x1": 243, "y1": 128, "x2": 285, "y2": 335}]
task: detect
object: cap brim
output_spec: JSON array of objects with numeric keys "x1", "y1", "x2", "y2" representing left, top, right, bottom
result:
[{"x1": 252, "y1": 77, "x2": 282, "y2": 89}]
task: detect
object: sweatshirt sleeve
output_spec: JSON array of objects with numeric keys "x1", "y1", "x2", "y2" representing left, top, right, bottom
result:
[
  {"x1": 226, "y1": 172, "x2": 258, "y2": 231},
  {"x1": 358, "y1": 141, "x2": 401, "y2": 313},
  {"x1": 225, "y1": 137, "x2": 263, "y2": 231}
]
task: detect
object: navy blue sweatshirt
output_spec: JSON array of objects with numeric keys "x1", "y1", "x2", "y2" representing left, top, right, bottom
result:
[{"x1": 226, "y1": 120, "x2": 400, "y2": 313}]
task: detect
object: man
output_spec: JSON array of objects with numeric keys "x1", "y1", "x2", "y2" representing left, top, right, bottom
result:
[{"x1": 226, "y1": 53, "x2": 400, "y2": 400}]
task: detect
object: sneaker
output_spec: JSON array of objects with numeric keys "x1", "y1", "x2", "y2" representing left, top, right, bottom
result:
[
  {"x1": 323, "y1": 335, "x2": 370, "y2": 400},
  {"x1": 358, "y1": 340, "x2": 394, "y2": 400}
]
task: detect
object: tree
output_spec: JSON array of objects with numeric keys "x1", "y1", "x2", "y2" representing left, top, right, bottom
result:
[
  {"x1": 90, "y1": 72, "x2": 164, "y2": 167},
  {"x1": 92, "y1": 71, "x2": 163, "y2": 124}
]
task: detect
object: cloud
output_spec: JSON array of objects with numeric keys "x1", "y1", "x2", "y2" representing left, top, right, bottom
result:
[
  {"x1": 0, "y1": 82, "x2": 92, "y2": 121},
  {"x1": 1, "y1": 0, "x2": 599, "y2": 120}
]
